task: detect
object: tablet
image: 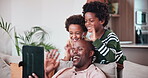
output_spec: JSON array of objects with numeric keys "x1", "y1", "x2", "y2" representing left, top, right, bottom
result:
[{"x1": 22, "y1": 45, "x2": 44, "y2": 78}]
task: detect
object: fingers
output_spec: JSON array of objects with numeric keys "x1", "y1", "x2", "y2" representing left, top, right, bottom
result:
[
  {"x1": 91, "y1": 27, "x2": 97, "y2": 41},
  {"x1": 46, "y1": 49, "x2": 60, "y2": 60},
  {"x1": 28, "y1": 73, "x2": 38, "y2": 78},
  {"x1": 46, "y1": 52, "x2": 50, "y2": 59},
  {"x1": 28, "y1": 76, "x2": 33, "y2": 78},
  {"x1": 46, "y1": 49, "x2": 57, "y2": 59},
  {"x1": 55, "y1": 52, "x2": 60, "y2": 60},
  {"x1": 32, "y1": 73, "x2": 38, "y2": 78},
  {"x1": 52, "y1": 49, "x2": 57, "y2": 58}
]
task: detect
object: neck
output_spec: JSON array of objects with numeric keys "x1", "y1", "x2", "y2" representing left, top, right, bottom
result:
[
  {"x1": 75, "y1": 61, "x2": 92, "y2": 71},
  {"x1": 96, "y1": 28, "x2": 105, "y2": 39}
]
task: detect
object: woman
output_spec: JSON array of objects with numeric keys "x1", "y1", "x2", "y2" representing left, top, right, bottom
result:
[{"x1": 82, "y1": 1, "x2": 126, "y2": 69}]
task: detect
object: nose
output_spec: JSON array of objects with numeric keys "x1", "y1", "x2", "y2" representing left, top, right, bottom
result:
[
  {"x1": 72, "y1": 49, "x2": 78, "y2": 55},
  {"x1": 72, "y1": 34, "x2": 76, "y2": 38},
  {"x1": 85, "y1": 21, "x2": 90, "y2": 27}
]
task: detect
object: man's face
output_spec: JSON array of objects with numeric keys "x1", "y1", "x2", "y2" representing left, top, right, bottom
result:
[{"x1": 71, "y1": 40, "x2": 92, "y2": 68}]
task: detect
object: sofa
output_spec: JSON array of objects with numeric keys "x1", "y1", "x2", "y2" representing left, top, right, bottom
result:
[{"x1": 1, "y1": 53, "x2": 148, "y2": 78}]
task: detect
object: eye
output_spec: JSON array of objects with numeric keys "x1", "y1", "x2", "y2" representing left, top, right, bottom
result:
[
  {"x1": 69, "y1": 32, "x2": 73, "y2": 35},
  {"x1": 78, "y1": 47, "x2": 83, "y2": 51},
  {"x1": 76, "y1": 32, "x2": 81, "y2": 35},
  {"x1": 90, "y1": 19, "x2": 94, "y2": 22}
]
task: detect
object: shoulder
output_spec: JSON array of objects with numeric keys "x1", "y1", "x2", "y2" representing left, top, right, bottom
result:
[
  {"x1": 105, "y1": 30, "x2": 118, "y2": 38},
  {"x1": 88, "y1": 64, "x2": 107, "y2": 78},
  {"x1": 56, "y1": 60, "x2": 73, "y2": 72},
  {"x1": 102, "y1": 30, "x2": 119, "y2": 43},
  {"x1": 53, "y1": 67, "x2": 73, "y2": 78}
]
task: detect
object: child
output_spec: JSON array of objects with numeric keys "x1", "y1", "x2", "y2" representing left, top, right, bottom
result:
[
  {"x1": 63, "y1": 15, "x2": 88, "y2": 61},
  {"x1": 82, "y1": 1, "x2": 126, "y2": 68}
]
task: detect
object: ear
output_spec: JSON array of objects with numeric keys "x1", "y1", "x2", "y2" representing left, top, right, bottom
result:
[
  {"x1": 89, "y1": 50, "x2": 94, "y2": 57},
  {"x1": 100, "y1": 20, "x2": 105, "y2": 25},
  {"x1": 82, "y1": 32, "x2": 87, "y2": 36}
]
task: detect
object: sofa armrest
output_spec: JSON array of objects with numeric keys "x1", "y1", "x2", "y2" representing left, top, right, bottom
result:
[{"x1": 122, "y1": 61, "x2": 148, "y2": 78}]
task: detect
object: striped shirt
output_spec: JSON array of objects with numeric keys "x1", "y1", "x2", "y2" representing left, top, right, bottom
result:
[{"x1": 93, "y1": 29, "x2": 126, "y2": 64}]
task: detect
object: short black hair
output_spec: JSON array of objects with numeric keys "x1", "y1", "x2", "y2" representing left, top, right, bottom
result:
[
  {"x1": 87, "y1": 41, "x2": 95, "y2": 51},
  {"x1": 82, "y1": 1, "x2": 110, "y2": 27},
  {"x1": 65, "y1": 15, "x2": 87, "y2": 32}
]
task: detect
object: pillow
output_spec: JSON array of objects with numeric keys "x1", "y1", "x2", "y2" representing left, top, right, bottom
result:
[
  {"x1": 0, "y1": 53, "x2": 22, "y2": 64},
  {"x1": 95, "y1": 62, "x2": 117, "y2": 78},
  {"x1": 123, "y1": 61, "x2": 148, "y2": 78},
  {"x1": 0, "y1": 57, "x2": 10, "y2": 78},
  {"x1": 56, "y1": 60, "x2": 73, "y2": 71},
  {"x1": 57, "y1": 60, "x2": 117, "y2": 78}
]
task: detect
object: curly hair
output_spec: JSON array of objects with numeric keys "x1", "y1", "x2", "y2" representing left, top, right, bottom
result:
[
  {"x1": 65, "y1": 15, "x2": 87, "y2": 32},
  {"x1": 82, "y1": 1, "x2": 110, "y2": 27}
]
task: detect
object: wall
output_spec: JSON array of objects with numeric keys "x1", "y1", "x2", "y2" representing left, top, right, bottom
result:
[
  {"x1": 0, "y1": 0, "x2": 86, "y2": 58},
  {"x1": 0, "y1": 0, "x2": 12, "y2": 55}
]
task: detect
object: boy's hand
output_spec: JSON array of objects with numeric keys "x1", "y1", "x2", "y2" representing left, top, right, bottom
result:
[{"x1": 90, "y1": 28, "x2": 98, "y2": 41}]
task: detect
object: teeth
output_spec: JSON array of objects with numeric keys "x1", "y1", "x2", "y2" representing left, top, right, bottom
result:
[
  {"x1": 74, "y1": 56, "x2": 80, "y2": 58},
  {"x1": 87, "y1": 27, "x2": 91, "y2": 30},
  {"x1": 73, "y1": 39, "x2": 78, "y2": 42},
  {"x1": 73, "y1": 56, "x2": 80, "y2": 61}
]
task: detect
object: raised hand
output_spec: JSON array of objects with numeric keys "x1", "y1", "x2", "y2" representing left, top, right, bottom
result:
[
  {"x1": 63, "y1": 40, "x2": 72, "y2": 61},
  {"x1": 89, "y1": 27, "x2": 98, "y2": 41},
  {"x1": 45, "y1": 49, "x2": 60, "y2": 76}
]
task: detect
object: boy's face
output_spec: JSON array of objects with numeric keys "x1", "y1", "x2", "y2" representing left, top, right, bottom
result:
[
  {"x1": 84, "y1": 12, "x2": 104, "y2": 33},
  {"x1": 68, "y1": 24, "x2": 84, "y2": 42}
]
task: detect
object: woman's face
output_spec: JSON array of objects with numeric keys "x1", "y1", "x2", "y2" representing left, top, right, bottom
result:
[
  {"x1": 68, "y1": 24, "x2": 84, "y2": 42},
  {"x1": 84, "y1": 12, "x2": 104, "y2": 33}
]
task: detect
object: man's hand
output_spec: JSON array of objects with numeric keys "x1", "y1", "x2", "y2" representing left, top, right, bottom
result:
[
  {"x1": 45, "y1": 49, "x2": 60, "y2": 75},
  {"x1": 28, "y1": 49, "x2": 60, "y2": 78},
  {"x1": 28, "y1": 73, "x2": 38, "y2": 78}
]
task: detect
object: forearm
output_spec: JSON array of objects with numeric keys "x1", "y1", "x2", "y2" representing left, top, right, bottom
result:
[{"x1": 93, "y1": 39, "x2": 116, "y2": 62}]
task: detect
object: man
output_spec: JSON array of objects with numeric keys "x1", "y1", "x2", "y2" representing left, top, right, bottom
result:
[
  {"x1": 52, "y1": 40, "x2": 106, "y2": 78},
  {"x1": 30, "y1": 40, "x2": 106, "y2": 78}
]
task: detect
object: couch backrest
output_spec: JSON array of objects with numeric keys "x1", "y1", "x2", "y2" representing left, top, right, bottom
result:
[
  {"x1": 0, "y1": 53, "x2": 22, "y2": 64},
  {"x1": 122, "y1": 60, "x2": 148, "y2": 78},
  {"x1": 0, "y1": 57, "x2": 10, "y2": 78},
  {"x1": 57, "y1": 60, "x2": 117, "y2": 78}
]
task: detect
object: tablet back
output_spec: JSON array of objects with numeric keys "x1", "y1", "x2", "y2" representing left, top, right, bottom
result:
[{"x1": 22, "y1": 46, "x2": 44, "y2": 78}]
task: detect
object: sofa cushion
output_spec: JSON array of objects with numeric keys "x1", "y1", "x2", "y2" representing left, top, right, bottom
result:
[
  {"x1": 95, "y1": 62, "x2": 117, "y2": 78},
  {"x1": 0, "y1": 57, "x2": 10, "y2": 78},
  {"x1": 0, "y1": 53, "x2": 22, "y2": 64},
  {"x1": 123, "y1": 61, "x2": 148, "y2": 78},
  {"x1": 56, "y1": 60, "x2": 73, "y2": 72},
  {"x1": 57, "y1": 60, "x2": 117, "y2": 78}
]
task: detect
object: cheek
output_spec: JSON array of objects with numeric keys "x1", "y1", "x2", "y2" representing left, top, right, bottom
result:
[
  {"x1": 76, "y1": 34, "x2": 82, "y2": 39},
  {"x1": 70, "y1": 35, "x2": 73, "y2": 39}
]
